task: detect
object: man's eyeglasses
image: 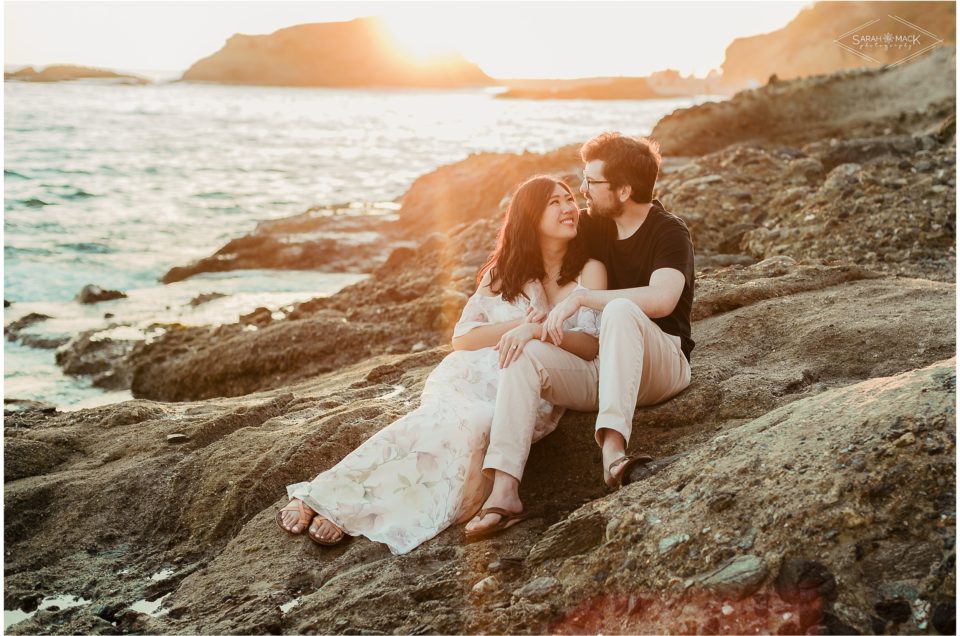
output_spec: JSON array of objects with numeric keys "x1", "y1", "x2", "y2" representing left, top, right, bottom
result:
[{"x1": 582, "y1": 177, "x2": 610, "y2": 190}]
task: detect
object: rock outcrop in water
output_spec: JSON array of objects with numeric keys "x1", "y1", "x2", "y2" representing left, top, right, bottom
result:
[
  {"x1": 4, "y1": 65, "x2": 150, "y2": 84},
  {"x1": 159, "y1": 204, "x2": 404, "y2": 284},
  {"x1": 75, "y1": 284, "x2": 127, "y2": 304},
  {"x1": 6, "y1": 42, "x2": 956, "y2": 635},
  {"x1": 496, "y1": 78, "x2": 662, "y2": 101},
  {"x1": 180, "y1": 17, "x2": 494, "y2": 88}
]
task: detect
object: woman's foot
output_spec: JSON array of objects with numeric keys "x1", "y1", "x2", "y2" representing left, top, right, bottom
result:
[
  {"x1": 276, "y1": 498, "x2": 316, "y2": 535},
  {"x1": 465, "y1": 470, "x2": 524, "y2": 535},
  {"x1": 308, "y1": 515, "x2": 344, "y2": 545},
  {"x1": 465, "y1": 500, "x2": 525, "y2": 535}
]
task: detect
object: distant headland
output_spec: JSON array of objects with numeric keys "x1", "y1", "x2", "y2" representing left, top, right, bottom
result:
[
  {"x1": 4, "y1": 64, "x2": 150, "y2": 84},
  {"x1": 179, "y1": 17, "x2": 494, "y2": 88}
]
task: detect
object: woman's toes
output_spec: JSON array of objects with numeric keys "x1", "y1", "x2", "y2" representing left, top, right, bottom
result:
[{"x1": 308, "y1": 517, "x2": 341, "y2": 542}]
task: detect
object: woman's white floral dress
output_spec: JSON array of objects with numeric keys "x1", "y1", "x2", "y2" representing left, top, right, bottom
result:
[{"x1": 286, "y1": 282, "x2": 600, "y2": 554}]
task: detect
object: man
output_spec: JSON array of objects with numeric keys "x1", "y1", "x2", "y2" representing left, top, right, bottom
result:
[
  {"x1": 465, "y1": 132, "x2": 694, "y2": 538},
  {"x1": 544, "y1": 132, "x2": 694, "y2": 487}
]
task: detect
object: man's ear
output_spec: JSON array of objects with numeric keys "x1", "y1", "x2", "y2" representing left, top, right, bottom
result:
[{"x1": 618, "y1": 184, "x2": 632, "y2": 203}]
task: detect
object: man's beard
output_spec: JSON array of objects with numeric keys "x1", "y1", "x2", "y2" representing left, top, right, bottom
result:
[{"x1": 587, "y1": 196, "x2": 625, "y2": 219}]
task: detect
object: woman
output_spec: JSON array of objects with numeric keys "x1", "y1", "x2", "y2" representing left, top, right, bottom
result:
[{"x1": 277, "y1": 176, "x2": 607, "y2": 554}]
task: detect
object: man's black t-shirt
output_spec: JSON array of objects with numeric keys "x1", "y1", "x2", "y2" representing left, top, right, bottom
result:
[{"x1": 580, "y1": 200, "x2": 695, "y2": 361}]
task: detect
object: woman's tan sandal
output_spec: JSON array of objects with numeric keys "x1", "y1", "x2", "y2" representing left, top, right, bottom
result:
[
  {"x1": 464, "y1": 507, "x2": 532, "y2": 542},
  {"x1": 276, "y1": 499, "x2": 314, "y2": 535},
  {"x1": 307, "y1": 516, "x2": 344, "y2": 546}
]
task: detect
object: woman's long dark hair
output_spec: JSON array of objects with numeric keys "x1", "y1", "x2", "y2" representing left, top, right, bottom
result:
[{"x1": 478, "y1": 176, "x2": 589, "y2": 303}]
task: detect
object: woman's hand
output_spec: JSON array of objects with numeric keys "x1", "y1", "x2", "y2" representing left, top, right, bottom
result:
[
  {"x1": 522, "y1": 280, "x2": 550, "y2": 324},
  {"x1": 494, "y1": 322, "x2": 540, "y2": 369}
]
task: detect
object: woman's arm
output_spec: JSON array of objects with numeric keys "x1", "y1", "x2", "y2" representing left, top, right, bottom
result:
[
  {"x1": 552, "y1": 259, "x2": 607, "y2": 359},
  {"x1": 452, "y1": 269, "x2": 528, "y2": 351},
  {"x1": 454, "y1": 261, "x2": 607, "y2": 360},
  {"x1": 452, "y1": 318, "x2": 526, "y2": 351}
]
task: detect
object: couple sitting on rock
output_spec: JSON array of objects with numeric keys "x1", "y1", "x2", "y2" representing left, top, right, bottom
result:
[{"x1": 276, "y1": 132, "x2": 695, "y2": 554}]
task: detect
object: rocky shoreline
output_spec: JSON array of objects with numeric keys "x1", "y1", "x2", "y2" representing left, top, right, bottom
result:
[{"x1": 4, "y1": 47, "x2": 956, "y2": 635}]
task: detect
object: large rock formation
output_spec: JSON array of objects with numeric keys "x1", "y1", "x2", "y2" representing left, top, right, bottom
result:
[
  {"x1": 4, "y1": 270, "x2": 954, "y2": 634},
  {"x1": 180, "y1": 17, "x2": 494, "y2": 88},
  {"x1": 653, "y1": 45, "x2": 955, "y2": 156},
  {"x1": 720, "y1": 1, "x2": 956, "y2": 90}
]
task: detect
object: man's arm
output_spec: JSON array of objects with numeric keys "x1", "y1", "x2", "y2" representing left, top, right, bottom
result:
[
  {"x1": 542, "y1": 267, "x2": 685, "y2": 344},
  {"x1": 579, "y1": 267, "x2": 684, "y2": 317},
  {"x1": 521, "y1": 280, "x2": 550, "y2": 323}
]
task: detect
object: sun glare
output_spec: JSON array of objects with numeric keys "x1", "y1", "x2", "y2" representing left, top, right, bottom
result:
[{"x1": 381, "y1": 13, "x2": 460, "y2": 59}]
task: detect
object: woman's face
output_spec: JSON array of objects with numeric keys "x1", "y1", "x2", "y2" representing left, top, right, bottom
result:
[{"x1": 538, "y1": 183, "x2": 579, "y2": 242}]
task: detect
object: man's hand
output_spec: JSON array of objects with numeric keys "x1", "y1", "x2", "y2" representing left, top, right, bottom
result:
[
  {"x1": 541, "y1": 290, "x2": 583, "y2": 345},
  {"x1": 494, "y1": 323, "x2": 540, "y2": 368},
  {"x1": 522, "y1": 280, "x2": 550, "y2": 324},
  {"x1": 525, "y1": 305, "x2": 548, "y2": 324}
]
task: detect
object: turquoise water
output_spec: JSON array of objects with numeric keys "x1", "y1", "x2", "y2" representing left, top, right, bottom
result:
[{"x1": 4, "y1": 80, "x2": 714, "y2": 407}]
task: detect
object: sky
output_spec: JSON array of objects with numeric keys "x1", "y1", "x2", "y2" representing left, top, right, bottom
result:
[{"x1": 4, "y1": 1, "x2": 811, "y2": 79}]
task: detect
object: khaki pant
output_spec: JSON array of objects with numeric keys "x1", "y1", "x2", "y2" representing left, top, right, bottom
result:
[{"x1": 482, "y1": 298, "x2": 691, "y2": 481}]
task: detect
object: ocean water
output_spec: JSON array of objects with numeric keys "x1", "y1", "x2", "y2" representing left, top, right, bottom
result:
[{"x1": 4, "y1": 79, "x2": 715, "y2": 408}]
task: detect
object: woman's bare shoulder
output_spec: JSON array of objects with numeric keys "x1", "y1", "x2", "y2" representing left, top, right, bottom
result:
[
  {"x1": 580, "y1": 259, "x2": 607, "y2": 289},
  {"x1": 476, "y1": 269, "x2": 499, "y2": 297}
]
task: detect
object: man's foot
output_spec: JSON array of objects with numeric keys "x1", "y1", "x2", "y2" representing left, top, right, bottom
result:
[
  {"x1": 605, "y1": 455, "x2": 655, "y2": 489},
  {"x1": 308, "y1": 515, "x2": 344, "y2": 546},
  {"x1": 276, "y1": 498, "x2": 316, "y2": 535},
  {"x1": 602, "y1": 447, "x2": 627, "y2": 487}
]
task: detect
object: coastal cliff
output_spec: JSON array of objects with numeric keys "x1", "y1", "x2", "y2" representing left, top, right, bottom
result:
[
  {"x1": 720, "y1": 1, "x2": 956, "y2": 89},
  {"x1": 5, "y1": 42, "x2": 956, "y2": 635},
  {"x1": 180, "y1": 17, "x2": 494, "y2": 88}
]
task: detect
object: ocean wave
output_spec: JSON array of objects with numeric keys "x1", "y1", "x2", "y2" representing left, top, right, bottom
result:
[
  {"x1": 209, "y1": 205, "x2": 244, "y2": 214},
  {"x1": 194, "y1": 191, "x2": 232, "y2": 199},
  {"x1": 56, "y1": 242, "x2": 113, "y2": 254},
  {"x1": 4, "y1": 169, "x2": 30, "y2": 179},
  {"x1": 19, "y1": 198, "x2": 53, "y2": 207},
  {"x1": 56, "y1": 188, "x2": 97, "y2": 200},
  {"x1": 33, "y1": 168, "x2": 93, "y2": 176},
  {"x1": 4, "y1": 245, "x2": 55, "y2": 256}
]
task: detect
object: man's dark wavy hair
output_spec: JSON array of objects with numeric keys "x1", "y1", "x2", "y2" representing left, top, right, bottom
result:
[
  {"x1": 580, "y1": 132, "x2": 661, "y2": 203},
  {"x1": 478, "y1": 176, "x2": 589, "y2": 303}
]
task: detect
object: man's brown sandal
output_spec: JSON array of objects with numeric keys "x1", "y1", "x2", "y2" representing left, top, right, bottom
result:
[{"x1": 607, "y1": 455, "x2": 654, "y2": 489}]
